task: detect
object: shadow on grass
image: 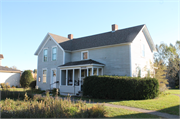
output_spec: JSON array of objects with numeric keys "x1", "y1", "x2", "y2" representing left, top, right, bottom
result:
[
  {"x1": 157, "y1": 105, "x2": 179, "y2": 116},
  {"x1": 109, "y1": 105, "x2": 179, "y2": 118},
  {"x1": 71, "y1": 96, "x2": 128, "y2": 103}
]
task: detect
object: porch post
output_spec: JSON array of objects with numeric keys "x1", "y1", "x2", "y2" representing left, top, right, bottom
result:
[
  {"x1": 66, "y1": 70, "x2": 68, "y2": 86},
  {"x1": 92, "y1": 67, "x2": 94, "y2": 76},
  {"x1": 97, "y1": 68, "x2": 99, "y2": 76},
  {"x1": 102, "y1": 68, "x2": 103, "y2": 75},
  {"x1": 79, "y1": 68, "x2": 81, "y2": 90},
  {"x1": 87, "y1": 68, "x2": 89, "y2": 76},
  {"x1": 60, "y1": 69, "x2": 61, "y2": 86},
  {"x1": 73, "y1": 69, "x2": 75, "y2": 86}
]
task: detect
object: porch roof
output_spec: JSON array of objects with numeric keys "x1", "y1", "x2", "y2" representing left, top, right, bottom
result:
[{"x1": 58, "y1": 59, "x2": 104, "y2": 67}]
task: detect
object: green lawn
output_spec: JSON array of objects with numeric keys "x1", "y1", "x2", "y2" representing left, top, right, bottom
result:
[
  {"x1": 165, "y1": 89, "x2": 180, "y2": 94},
  {"x1": 109, "y1": 94, "x2": 179, "y2": 115},
  {"x1": 104, "y1": 106, "x2": 162, "y2": 118},
  {"x1": 73, "y1": 93, "x2": 179, "y2": 115}
]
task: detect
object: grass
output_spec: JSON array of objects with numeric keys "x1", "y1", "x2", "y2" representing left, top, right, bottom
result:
[
  {"x1": 165, "y1": 89, "x2": 180, "y2": 94},
  {"x1": 109, "y1": 94, "x2": 179, "y2": 115},
  {"x1": 104, "y1": 106, "x2": 162, "y2": 118},
  {"x1": 73, "y1": 93, "x2": 179, "y2": 115},
  {"x1": 0, "y1": 88, "x2": 31, "y2": 92}
]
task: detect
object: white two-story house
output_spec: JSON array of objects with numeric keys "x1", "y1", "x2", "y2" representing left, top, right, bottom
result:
[{"x1": 34, "y1": 24, "x2": 156, "y2": 95}]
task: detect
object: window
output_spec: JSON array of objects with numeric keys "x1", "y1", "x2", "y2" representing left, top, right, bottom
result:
[
  {"x1": 81, "y1": 70, "x2": 85, "y2": 77},
  {"x1": 52, "y1": 47, "x2": 57, "y2": 61},
  {"x1": 142, "y1": 44, "x2": 145, "y2": 57},
  {"x1": 38, "y1": 77, "x2": 41, "y2": 82},
  {"x1": 81, "y1": 51, "x2": 88, "y2": 60},
  {"x1": 44, "y1": 49, "x2": 48, "y2": 62},
  {"x1": 43, "y1": 69, "x2": 47, "y2": 83}
]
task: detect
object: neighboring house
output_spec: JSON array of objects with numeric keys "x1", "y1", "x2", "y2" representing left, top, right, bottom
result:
[
  {"x1": 0, "y1": 54, "x2": 21, "y2": 87},
  {"x1": 34, "y1": 24, "x2": 156, "y2": 95}
]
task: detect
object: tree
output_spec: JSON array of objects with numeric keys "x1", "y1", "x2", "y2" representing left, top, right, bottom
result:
[
  {"x1": 20, "y1": 70, "x2": 34, "y2": 88},
  {"x1": 154, "y1": 41, "x2": 180, "y2": 89},
  {"x1": 33, "y1": 69, "x2": 37, "y2": 73},
  {"x1": 154, "y1": 59, "x2": 168, "y2": 91},
  {"x1": 11, "y1": 66, "x2": 17, "y2": 69}
]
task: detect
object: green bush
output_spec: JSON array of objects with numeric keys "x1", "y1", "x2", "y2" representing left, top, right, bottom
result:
[
  {"x1": 29, "y1": 80, "x2": 36, "y2": 89},
  {"x1": 20, "y1": 70, "x2": 34, "y2": 88},
  {"x1": 83, "y1": 76, "x2": 159, "y2": 100}
]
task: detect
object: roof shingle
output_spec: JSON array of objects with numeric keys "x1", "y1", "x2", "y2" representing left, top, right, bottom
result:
[
  {"x1": 0, "y1": 66, "x2": 21, "y2": 72},
  {"x1": 59, "y1": 24, "x2": 144, "y2": 51},
  {"x1": 59, "y1": 59, "x2": 104, "y2": 67},
  {"x1": 49, "y1": 33, "x2": 70, "y2": 43}
]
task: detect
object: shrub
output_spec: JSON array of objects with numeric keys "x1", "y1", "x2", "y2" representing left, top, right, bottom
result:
[
  {"x1": 29, "y1": 80, "x2": 36, "y2": 89},
  {"x1": 20, "y1": 70, "x2": 34, "y2": 88},
  {"x1": 1, "y1": 90, "x2": 33, "y2": 100},
  {"x1": 83, "y1": 76, "x2": 159, "y2": 100},
  {"x1": 11, "y1": 85, "x2": 16, "y2": 88},
  {"x1": 0, "y1": 83, "x2": 10, "y2": 89}
]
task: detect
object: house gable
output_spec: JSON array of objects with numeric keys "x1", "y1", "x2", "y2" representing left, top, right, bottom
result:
[
  {"x1": 34, "y1": 33, "x2": 69, "y2": 56},
  {"x1": 142, "y1": 25, "x2": 156, "y2": 52}
]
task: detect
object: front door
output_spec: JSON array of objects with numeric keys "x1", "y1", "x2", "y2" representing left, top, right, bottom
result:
[{"x1": 51, "y1": 69, "x2": 56, "y2": 89}]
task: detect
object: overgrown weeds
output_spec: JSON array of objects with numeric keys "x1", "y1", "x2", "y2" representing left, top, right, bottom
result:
[{"x1": 0, "y1": 92, "x2": 106, "y2": 118}]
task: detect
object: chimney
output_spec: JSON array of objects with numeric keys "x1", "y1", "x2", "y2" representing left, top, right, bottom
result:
[
  {"x1": 0, "y1": 54, "x2": 4, "y2": 66},
  {"x1": 112, "y1": 24, "x2": 118, "y2": 31},
  {"x1": 68, "y1": 34, "x2": 73, "y2": 40}
]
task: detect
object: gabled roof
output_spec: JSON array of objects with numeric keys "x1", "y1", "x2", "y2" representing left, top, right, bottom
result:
[
  {"x1": 0, "y1": 66, "x2": 21, "y2": 73},
  {"x1": 59, "y1": 59, "x2": 104, "y2": 67},
  {"x1": 60, "y1": 24, "x2": 145, "y2": 51},
  {"x1": 49, "y1": 33, "x2": 69, "y2": 43},
  {"x1": 34, "y1": 33, "x2": 70, "y2": 55},
  {"x1": 35, "y1": 24, "x2": 156, "y2": 55}
]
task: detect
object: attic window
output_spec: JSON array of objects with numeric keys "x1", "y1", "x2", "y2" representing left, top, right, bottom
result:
[{"x1": 81, "y1": 51, "x2": 88, "y2": 60}]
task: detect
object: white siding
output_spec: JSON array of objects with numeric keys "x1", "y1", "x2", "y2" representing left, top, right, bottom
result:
[
  {"x1": 0, "y1": 72, "x2": 20, "y2": 87},
  {"x1": 131, "y1": 31, "x2": 154, "y2": 77}
]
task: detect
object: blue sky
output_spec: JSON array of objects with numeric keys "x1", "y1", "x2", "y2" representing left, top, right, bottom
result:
[{"x1": 0, "y1": 0, "x2": 179, "y2": 71}]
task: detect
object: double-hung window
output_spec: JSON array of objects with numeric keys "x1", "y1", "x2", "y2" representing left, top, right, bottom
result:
[
  {"x1": 44, "y1": 49, "x2": 48, "y2": 62},
  {"x1": 52, "y1": 47, "x2": 57, "y2": 61},
  {"x1": 43, "y1": 69, "x2": 47, "y2": 83},
  {"x1": 81, "y1": 51, "x2": 88, "y2": 60}
]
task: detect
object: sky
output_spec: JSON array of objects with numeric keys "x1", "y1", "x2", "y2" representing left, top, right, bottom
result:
[{"x1": 0, "y1": 0, "x2": 179, "y2": 71}]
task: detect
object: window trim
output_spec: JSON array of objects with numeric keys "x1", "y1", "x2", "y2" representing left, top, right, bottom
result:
[
  {"x1": 42, "y1": 68, "x2": 47, "y2": 83},
  {"x1": 81, "y1": 51, "x2": 89, "y2": 60},
  {"x1": 43, "y1": 48, "x2": 48, "y2": 62},
  {"x1": 51, "y1": 46, "x2": 57, "y2": 61}
]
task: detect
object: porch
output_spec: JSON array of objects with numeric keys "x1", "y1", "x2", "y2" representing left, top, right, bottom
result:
[{"x1": 58, "y1": 59, "x2": 104, "y2": 96}]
